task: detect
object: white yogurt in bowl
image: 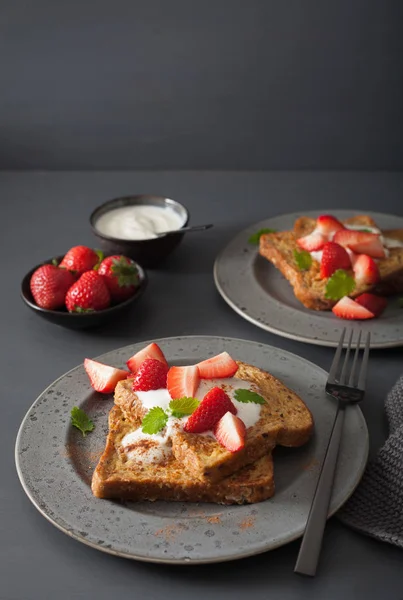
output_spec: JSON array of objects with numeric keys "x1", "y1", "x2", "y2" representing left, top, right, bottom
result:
[{"x1": 94, "y1": 204, "x2": 186, "y2": 241}]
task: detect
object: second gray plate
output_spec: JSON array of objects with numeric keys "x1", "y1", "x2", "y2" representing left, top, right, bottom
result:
[
  {"x1": 214, "y1": 210, "x2": 403, "y2": 348},
  {"x1": 15, "y1": 336, "x2": 368, "y2": 564}
]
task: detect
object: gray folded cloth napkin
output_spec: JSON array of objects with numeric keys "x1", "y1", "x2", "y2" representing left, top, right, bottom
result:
[{"x1": 337, "y1": 375, "x2": 403, "y2": 548}]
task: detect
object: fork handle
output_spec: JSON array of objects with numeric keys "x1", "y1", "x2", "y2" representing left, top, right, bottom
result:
[{"x1": 294, "y1": 402, "x2": 345, "y2": 576}]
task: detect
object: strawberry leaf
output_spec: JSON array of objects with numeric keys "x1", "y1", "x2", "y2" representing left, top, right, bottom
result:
[
  {"x1": 70, "y1": 406, "x2": 95, "y2": 437},
  {"x1": 325, "y1": 269, "x2": 356, "y2": 300},
  {"x1": 141, "y1": 407, "x2": 168, "y2": 434},
  {"x1": 248, "y1": 228, "x2": 276, "y2": 245},
  {"x1": 111, "y1": 257, "x2": 139, "y2": 288},
  {"x1": 234, "y1": 389, "x2": 266, "y2": 405},
  {"x1": 398, "y1": 297, "x2": 403, "y2": 308},
  {"x1": 169, "y1": 397, "x2": 200, "y2": 418},
  {"x1": 294, "y1": 249, "x2": 312, "y2": 271}
]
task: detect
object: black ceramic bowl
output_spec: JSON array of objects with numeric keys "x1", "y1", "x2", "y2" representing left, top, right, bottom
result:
[
  {"x1": 21, "y1": 256, "x2": 148, "y2": 330},
  {"x1": 89, "y1": 195, "x2": 190, "y2": 268}
]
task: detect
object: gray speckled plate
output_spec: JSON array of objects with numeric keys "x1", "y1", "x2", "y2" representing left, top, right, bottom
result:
[
  {"x1": 214, "y1": 210, "x2": 403, "y2": 348},
  {"x1": 15, "y1": 336, "x2": 368, "y2": 564}
]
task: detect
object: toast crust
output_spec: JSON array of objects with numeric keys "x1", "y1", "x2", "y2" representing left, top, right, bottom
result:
[
  {"x1": 91, "y1": 406, "x2": 276, "y2": 504},
  {"x1": 259, "y1": 215, "x2": 403, "y2": 310}
]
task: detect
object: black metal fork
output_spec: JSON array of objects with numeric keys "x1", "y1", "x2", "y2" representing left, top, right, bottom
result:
[{"x1": 294, "y1": 328, "x2": 371, "y2": 577}]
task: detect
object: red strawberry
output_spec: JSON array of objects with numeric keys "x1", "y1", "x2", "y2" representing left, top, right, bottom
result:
[
  {"x1": 65, "y1": 271, "x2": 111, "y2": 312},
  {"x1": 126, "y1": 343, "x2": 168, "y2": 373},
  {"x1": 332, "y1": 296, "x2": 374, "y2": 320},
  {"x1": 167, "y1": 365, "x2": 200, "y2": 399},
  {"x1": 197, "y1": 352, "x2": 238, "y2": 379},
  {"x1": 184, "y1": 387, "x2": 237, "y2": 433},
  {"x1": 333, "y1": 230, "x2": 386, "y2": 259},
  {"x1": 59, "y1": 245, "x2": 100, "y2": 275},
  {"x1": 353, "y1": 254, "x2": 380, "y2": 285},
  {"x1": 213, "y1": 412, "x2": 246, "y2": 453},
  {"x1": 132, "y1": 358, "x2": 169, "y2": 391},
  {"x1": 297, "y1": 231, "x2": 326, "y2": 252},
  {"x1": 316, "y1": 215, "x2": 344, "y2": 237},
  {"x1": 355, "y1": 293, "x2": 387, "y2": 317},
  {"x1": 84, "y1": 358, "x2": 129, "y2": 393},
  {"x1": 98, "y1": 255, "x2": 139, "y2": 302},
  {"x1": 30, "y1": 264, "x2": 76, "y2": 310},
  {"x1": 320, "y1": 242, "x2": 351, "y2": 278}
]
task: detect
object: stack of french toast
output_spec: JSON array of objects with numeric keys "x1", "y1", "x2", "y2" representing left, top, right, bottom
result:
[
  {"x1": 91, "y1": 344, "x2": 313, "y2": 505},
  {"x1": 259, "y1": 214, "x2": 403, "y2": 316}
]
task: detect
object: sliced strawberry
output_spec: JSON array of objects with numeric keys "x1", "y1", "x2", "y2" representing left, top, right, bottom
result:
[
  {"x1": 197, "y1": 352, "x2": 238, "y2": 379},
  {"x1": 316, "y1": 215, "x2": 344, "y2": 237},
  {"x1": 333, "y1": 230, "x2": 386, "y2": 259},
  {"x1": 84, "y1": 358, "x2": 129, "y2": 394},
  {"x1": 213, "y1": 412, "x2": 246, "y2": 453},
  {"x1": 167, "y1": 365, "x2": 200, "y2": 399},
  {"x1": 184, "y1": 387, "x2": 237, "y2": 433},
  {"x1": 332, "y1": 296, "x2": 374, "y2": 320},
  {"x1": 132, "y1": 358, "x2": 169, "y2": 391},
  {"x1": 320, "y1": 242, "x2": 351, "y2": 278},
  {"x1": 353, "y1": 254, "x2": 380, "y2": 285},
  {"x1": 297, "y1": 231, "x2": 326, "y2": 252},
  {"x1": 126, "y1": 343, "x2": 168, "y2": 373},
  {"x1": 355, "y1": 293, "x2": 387, "y2": 317}
]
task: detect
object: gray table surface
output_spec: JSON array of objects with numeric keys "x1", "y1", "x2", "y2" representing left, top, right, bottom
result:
[{"x1": 2, "y1": 171, "x2": 403, "y2": 600}]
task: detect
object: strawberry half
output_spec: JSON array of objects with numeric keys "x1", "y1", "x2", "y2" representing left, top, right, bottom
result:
[
  {"x1": 126, "y1": 343, "x2": 168, "y2": 373},
  {"x1": 132, "y1": 358, "x2": 169, "y2": 391},
  {"x1": 297, "y1": 231, "x2": 326, "y2": 252},
  {"x1": 84, "y1": 358, "x2": 129, "y2": 393},
  {"x1": 316, "y1": 215, "x2": 344, "y2": 237},
  {"x1": 167, "y1": 365, "x2": 200, "y2": 399},
  {"x1": 353, "y1": 254, "x2": 380, "y2": 285},
  {"x1": 332, "y1": 296, "x2": 374, "y2": 320},
  {"x1": 184, "y1": 387, "x2": 237, "y2": 434},
  {"x1": 213, "y1": 412, "x2": 246, "y2": 453},
  {"x1": 197, "y1": 352, "x2": 238, "y2": 379},
  {"x1": 320, "y1": 242, "x2": 351, "y2": 278},
  {"x1": 333, "y1": 230, "x2": 386, "y2": 259},
  {"x1": 59, "y1": 245, "x2": 100, "y2": 275},
  {"x1": 355, "y1": 293, "x2": 387, "y2": 317}
]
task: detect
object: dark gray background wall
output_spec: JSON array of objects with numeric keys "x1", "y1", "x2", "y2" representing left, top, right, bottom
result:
[{"x1": 1, "y1": 0, "x2": 402, "y2": 170}]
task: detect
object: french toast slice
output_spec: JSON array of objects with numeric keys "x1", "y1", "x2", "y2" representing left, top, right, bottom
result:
[
  {"x1": 114, "y1": 361, "x2": 313, "y2": 483},
  {"x1": 259, "y1": 215, "x2": 403, "y2": 310},
  {"x1": 92, "y1": 406, "x2": 276, "y2": 504}
]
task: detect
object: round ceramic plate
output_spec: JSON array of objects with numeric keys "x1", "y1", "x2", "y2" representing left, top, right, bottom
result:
[
  {"x1": 214, "y1": 210, "x2": 403, "y2": 348},
  {"x1": 15, "y1": 336, "x2": 368, "y2": 564}
]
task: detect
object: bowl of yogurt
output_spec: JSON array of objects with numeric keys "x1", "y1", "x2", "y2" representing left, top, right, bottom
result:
[{"x1": 90, "y1": 195, "x2": 189, "y2": 267}]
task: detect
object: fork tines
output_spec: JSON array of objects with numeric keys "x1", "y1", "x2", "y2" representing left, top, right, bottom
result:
[{"x1": 327, "y1": 329, "x2": 371, "y2": 390}]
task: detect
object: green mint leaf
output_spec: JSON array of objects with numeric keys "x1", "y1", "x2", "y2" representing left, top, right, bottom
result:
[
  {"x1": 141, "y1": 407, "x2": 168, "y2": 434},
  {"x1": 398, "y1": 297, "x2": 403, "y2": 308},
  {"x1": 325, "y1": 269, "x2": 356, "y2": 300},
  {"x1": 294, "y1": 249, "x2": 312, "y2": 271},
  {"x1": 70, "y1": 406, "x2": 95, "y2": 437},
  {"x1": 169, "y1": 397, "x2": 200, "y2": 418},
  {"x1": 357, "y1": 228, "x2": 372, "y2": 233},
  {"x1": 234, "y1": 389, "x2": 266, "y2": 405},
  {"x1": 248, "y1": 228, "x2": 276, "y2": 245}
]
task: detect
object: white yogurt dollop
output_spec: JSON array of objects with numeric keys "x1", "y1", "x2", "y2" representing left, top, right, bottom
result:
[{"x1": 95, "y1": 205, "x2": 185, "y2": 240}]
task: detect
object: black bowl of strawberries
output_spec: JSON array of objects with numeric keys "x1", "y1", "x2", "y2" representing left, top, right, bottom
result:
[{"x1": 21, "y1": 245, "x2": 147, "y2": 329}]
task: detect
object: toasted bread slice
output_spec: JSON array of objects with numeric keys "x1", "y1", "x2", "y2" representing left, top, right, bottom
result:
[
  {"x1": 92, "y1": 406, "x2": 276, "y2": 504},
  {"x1": 114, "y1": 362, "x2": 313, "y2": 483},
  {"x1": 259, "y1": 215, "x2": 403, "y2": 310}
]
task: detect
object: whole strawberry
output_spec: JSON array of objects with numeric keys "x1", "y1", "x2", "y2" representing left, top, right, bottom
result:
[
  {"x1": 132, "y1": 358, "x2": 169, "y2": 391},
  {"x1": 30, "y1": 264, "x2": 76, "y2": 310},
  {"x1": 59, "y1": 245, "x2": 100, "y2": 275},
  {"x1": 184, "y1": 387, "x2": 237, "y2": 434},
  {"x1": 65, "y1": 271, "x2": 110, "y2": 312},
  {"x1": 98, "y1": 255, "x2": 139, "y2": 301}
]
